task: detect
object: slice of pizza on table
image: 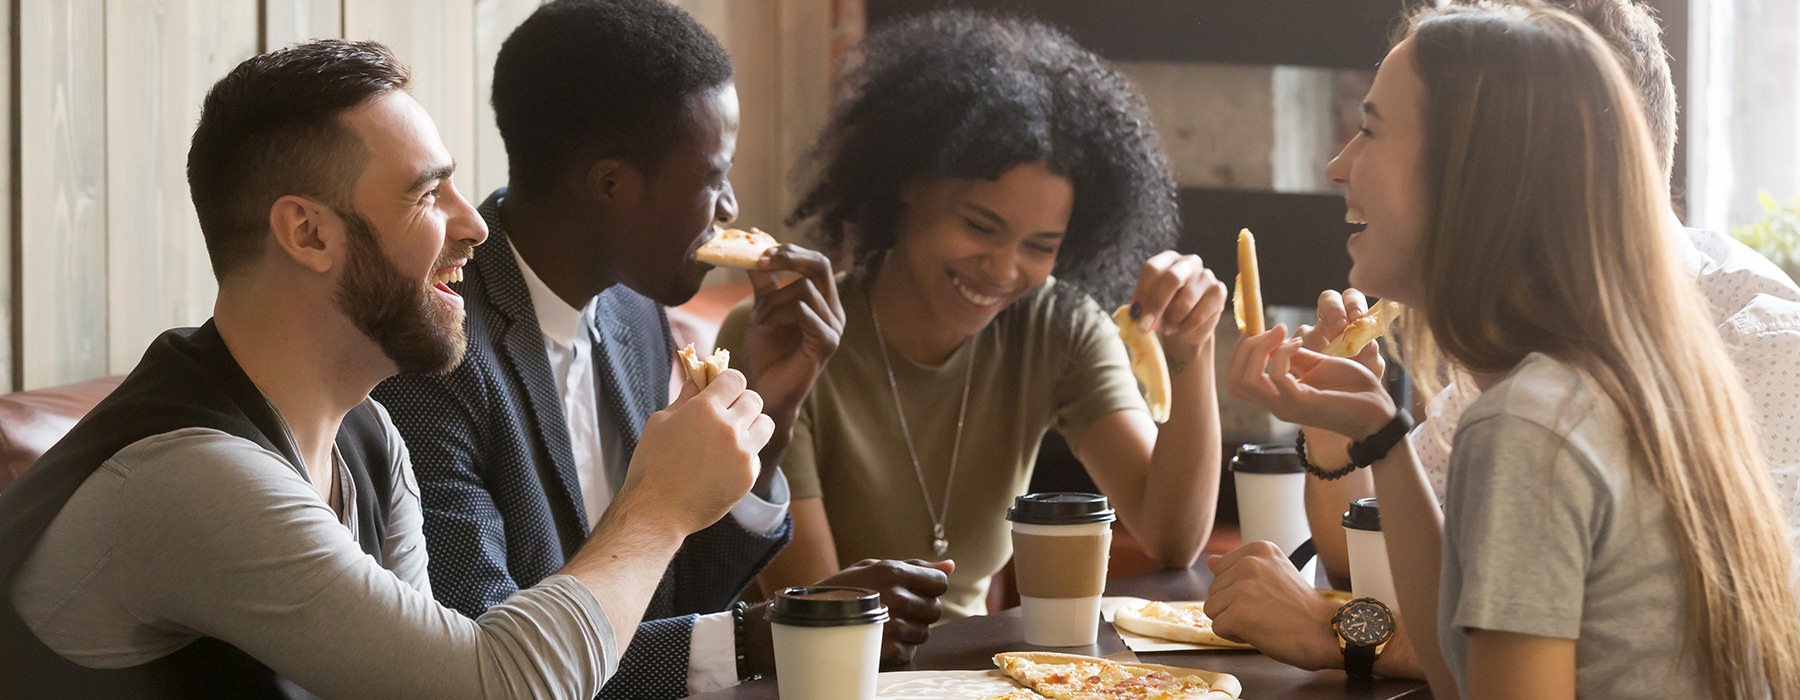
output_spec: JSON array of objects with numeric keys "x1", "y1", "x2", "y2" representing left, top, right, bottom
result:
[{"x1": 987, "y1": 651, "x2": 1241, "y2": 700}]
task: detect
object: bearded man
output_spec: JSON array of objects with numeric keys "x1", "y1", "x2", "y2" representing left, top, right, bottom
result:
[{"x1": 0, "y1": 39, "x2": 770, "y2": 699}]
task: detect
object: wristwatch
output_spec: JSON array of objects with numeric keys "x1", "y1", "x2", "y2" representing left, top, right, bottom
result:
[{"x1": 1331, "y1": 597, "x2": 1395, "y2": 680}]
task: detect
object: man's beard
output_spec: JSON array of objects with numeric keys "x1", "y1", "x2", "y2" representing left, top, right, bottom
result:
[{"x1": 333, "y1": 211, "x2": 469, "y2": 375}]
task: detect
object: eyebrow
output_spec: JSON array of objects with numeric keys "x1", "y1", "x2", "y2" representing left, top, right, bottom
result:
[
  {"x1": 1361, "y1": 102, "x2": 1383, "y2": 120},
  {"x1": 961, "y1": 202, "x2": 1065, "y2": 239},
  {"x1": 407, "y1": 162, "x2": 456, "y2": 194},
  {"x1": 960, "y1": 202, "x2": 1006, "y2": 227}
]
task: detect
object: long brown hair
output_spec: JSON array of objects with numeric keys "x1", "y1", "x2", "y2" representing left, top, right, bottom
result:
[{"x1": 1402, "y1": 3, "x2": 1800, "y2": 696}]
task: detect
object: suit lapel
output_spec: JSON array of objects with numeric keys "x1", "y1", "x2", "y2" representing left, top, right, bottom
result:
[{"x1": 474, "y1": 193, "x2": 590, "y2": 536}]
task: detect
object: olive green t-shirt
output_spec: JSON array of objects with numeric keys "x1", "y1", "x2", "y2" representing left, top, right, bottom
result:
[{"x1": 718, "y1": 272, "x2": 1145, "y2": 618}]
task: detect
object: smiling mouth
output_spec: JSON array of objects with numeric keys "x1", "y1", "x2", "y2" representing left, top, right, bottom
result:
[
  {"x1": 949, "y1": 272, "x2": 1006, "y2": 307},
  {"x1": 431, "y1": 266, "x2": 465, "y2": 285}
]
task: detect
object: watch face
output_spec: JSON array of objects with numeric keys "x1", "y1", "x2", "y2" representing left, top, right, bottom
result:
[{"x1": 1336, "y1": 599, "x2": 1395, "y2": 647}]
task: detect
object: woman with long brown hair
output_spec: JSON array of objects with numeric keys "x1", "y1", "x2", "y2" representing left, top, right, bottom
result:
[{"x1": 1229, "y1": 2, "x2": 1800, "y2": 697}]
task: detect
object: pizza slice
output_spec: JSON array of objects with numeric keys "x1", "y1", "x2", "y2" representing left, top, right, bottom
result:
[
  {"x1": 1323, "y1": 298, "x2": 1402, "y2": 357},
  {"x1": 696, "y1": 226, "x2": 779, "y2": 268},
  {"x1": 1113, "y1": 306, "x2": 1172, "y2": 423},
  {"x1": 1112, "y1": 601, "x2": 1253, "y2": 649},
  {"x1": 991, "y1": 651, "x2": 1241, "y2": 700},
  {"x1": 676, "y1": 343, "x2": 731, "y2": 389}
]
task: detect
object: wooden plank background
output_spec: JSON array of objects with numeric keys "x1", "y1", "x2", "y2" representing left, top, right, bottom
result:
[{"x1": 3, "y1": 0, "x2": 832, "y2": 390}]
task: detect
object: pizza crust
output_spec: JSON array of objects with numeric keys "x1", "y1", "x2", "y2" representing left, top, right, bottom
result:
[
  {"x1": 696, "y1": 226, "x2": 779, "y2": 268},
  {"x1": 1232, "y1": 229, "x2": 1264, "y2": 336},
  {"x1": 1113, "y1": 601, "x2": 1252, "y2": 649},
  {"x1": 992, "y1": 651, "x2": 1242, "y2": 700},
  {"x1": 1113, "y1": 306, "x2": 1172, "y2": 423}
]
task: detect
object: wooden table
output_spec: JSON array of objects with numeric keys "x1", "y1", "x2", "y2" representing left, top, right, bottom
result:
[{"x1": 689, "y1": 564, "x2": 1430, "y2": 699}]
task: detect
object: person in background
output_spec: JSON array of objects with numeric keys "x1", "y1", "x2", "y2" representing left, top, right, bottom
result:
[
  {"x1": 724, "y1": 9, "x2": 1229, "y2": 620},
  {"x1": 1227, "y1": 2, "x2": 1800, "y2": 696},
  {"x1": 373, "y1": 2, "x2": 949, "y2": 697}
]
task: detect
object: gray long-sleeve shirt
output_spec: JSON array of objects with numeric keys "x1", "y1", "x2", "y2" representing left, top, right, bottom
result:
[{"x1": 11, "y1": 408, "x2": 619, "y2": 699}]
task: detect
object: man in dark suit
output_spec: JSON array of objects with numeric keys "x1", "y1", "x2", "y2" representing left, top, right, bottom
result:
[{"x1": 373, "y1": 2, "x2": 952, "y2": 697}]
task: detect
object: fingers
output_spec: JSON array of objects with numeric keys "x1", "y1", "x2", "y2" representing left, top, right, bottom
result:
[
  {"x1": 757, "y1": 245, "x2": 845, "y2": 323},
  {"x1": 1342, "y1": 288, "x2": 1370, "y2": 320},
  {"x1": 1162, "y1": 269, "x2": 1229, "y2": 337},
  {"x1": 1130, "y1": 250, "x2": 1216, "y2": 334},
  {"x1": 1226, "y1": 325, "x2": 1290, "y2": 405}
]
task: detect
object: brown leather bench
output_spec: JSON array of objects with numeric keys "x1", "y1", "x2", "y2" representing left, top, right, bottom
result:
[{"x1": 0, "y1": 376, "x2": 124, "y2": 492}]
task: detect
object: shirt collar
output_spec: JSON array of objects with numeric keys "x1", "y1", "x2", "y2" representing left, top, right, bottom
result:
[{"x1": 509, "y1": 240, "x2": 590, "y2": 348}]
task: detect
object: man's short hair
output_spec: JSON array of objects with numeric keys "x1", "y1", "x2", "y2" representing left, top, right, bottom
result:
[
  {"x1": 187, "y1": 40, "x2": 411, "y2": 280},
  {"x1": 491, "y1": 0, "x2": 733, "y2": 195},
  {"x1": 1543, "y1": 0, "x2": 1679, "y2": 176}
]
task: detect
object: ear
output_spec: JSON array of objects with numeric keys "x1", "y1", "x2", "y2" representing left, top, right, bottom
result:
[
  {"x1": 586, "y1": 157, "x2": 643, "y2": 204},
  {"x1": 268, "y1": 195, "x2": 341, "y2": 274}
]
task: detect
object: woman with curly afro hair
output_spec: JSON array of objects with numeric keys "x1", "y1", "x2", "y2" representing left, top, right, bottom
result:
[{"x1": 720, "y1": 10, "x2": 1229, "y2": 619}]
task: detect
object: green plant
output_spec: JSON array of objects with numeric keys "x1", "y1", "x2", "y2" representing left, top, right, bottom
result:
[{"x1": 1731, "y1": 190, "x2": 1800, "y2": 282}]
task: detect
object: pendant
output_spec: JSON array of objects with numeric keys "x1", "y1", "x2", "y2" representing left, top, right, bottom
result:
[{"x1": 932, "y1": 524, "x2": 949, "y2": 557}]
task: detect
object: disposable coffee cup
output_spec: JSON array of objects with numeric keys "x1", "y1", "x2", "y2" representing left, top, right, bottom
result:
[
  {"x1": 1231, "y1": 443, "x2": 1316, "y2": 579},
  {"x1": 1007, "y1": 492, "x2": 1116, "y2": 646},
  {"x1": 769, "y1": 586, "x2": 888, "y2": 700},
  {"x1": 1342, "y1": 497, "x2": 1401, "y2": 616}
]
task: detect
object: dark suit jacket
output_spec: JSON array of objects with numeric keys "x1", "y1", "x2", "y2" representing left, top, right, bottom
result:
[{"x1": 374, "y1": 189, "x2": 791, "y2": 699}]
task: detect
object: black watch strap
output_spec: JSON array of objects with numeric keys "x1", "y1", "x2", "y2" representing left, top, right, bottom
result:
[
  {"x1": 1343, "y1": 643, "x2": 1376, "y2": 679},
  {"x1": 1347, "y1": 409, "x2": 1414, "y2": 467}
]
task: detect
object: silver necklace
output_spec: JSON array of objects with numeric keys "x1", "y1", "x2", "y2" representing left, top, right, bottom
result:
[{"x1": 868, "y1": 282, "x2": 974, "y2": 558}]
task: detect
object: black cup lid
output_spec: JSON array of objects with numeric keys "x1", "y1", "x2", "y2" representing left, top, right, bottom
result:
[
  {"x1": 1342, "y1": 497, "x2": 1381, "y2": 530},
  {"x1": 1006, "y1": 492, "x2": 1116, "y2": 525},
  {"x1": 769, "y1": 586, "x2": 888, "y2": 627},
  {"x1": 1231, "y1": 442, "x2": 1304, "y2": 474}
]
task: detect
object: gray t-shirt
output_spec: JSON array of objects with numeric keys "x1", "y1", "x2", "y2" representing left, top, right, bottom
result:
[
  {"x1": 11, "y1": 402, "x2": 618, "y2": 699},
  {"x1": 1440, "y1": 353, "x2": 1705, "y2": 697}
]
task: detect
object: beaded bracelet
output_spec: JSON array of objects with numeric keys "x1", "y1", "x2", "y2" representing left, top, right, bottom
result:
[
  {"x1": 732, "y1": 600, "x2": 760, "y2": 682},
  {"x1": 1296, "y1": 429, "x2": 1360, "y2": 481}
]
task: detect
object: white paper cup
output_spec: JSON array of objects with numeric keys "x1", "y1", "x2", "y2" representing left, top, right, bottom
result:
[
  {"x1": 1008, "y1": 493, "x2": 1116, "y2": 647},
  {"x1": 770, "y1": 587, "x2": 887, "y2": 700},
  {"x1": 1342, "y1": 498, "x2": 1401, "y2": 616},
  {"x1": 1231, "y1": 443, "x2": 1310, "y2": 555}
]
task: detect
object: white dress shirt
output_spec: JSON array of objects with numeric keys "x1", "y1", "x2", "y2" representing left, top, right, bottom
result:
[
  {"x1": 511, "y1": 243, "x2": 790, "y2": 694},
  {"x1": 1414, "y1": 221, "x2": 1800, "y2": 553}
]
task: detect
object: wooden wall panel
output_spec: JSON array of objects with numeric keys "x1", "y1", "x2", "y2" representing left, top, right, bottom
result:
[
  {"x1": 20, "y1": 0, "x2": 107, "y2": 390},
  {"x1": 1, "y1": 0, "x2": 13, "y2": 392},
  {"x1": 105, "y1": 0, "x2": 258, "y2": 373},
  {"x1": 776, "y1": 0, "x2": 836, "y2": 229},
  {"x1": 263, "y1": 0, "x2": 343, "y2": 49},
  {"x1": 473, "y1": 0, "x2": 544, "y2": 201},
  {"x1": 345, "y1": 1, "x2": 480, "y2": 199}
]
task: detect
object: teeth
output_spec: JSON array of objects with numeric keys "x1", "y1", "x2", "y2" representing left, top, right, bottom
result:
[
  {"x1": 1345, "y1": 211, "x2": 1367, "y2": 225},
  {"x1": 432, "y1": 267, "x2": 463, "y2": 286},
  {"x1": 951, "y1": 275, "x2": 1004, "y2": 306},
  {"x1": 452, "y1": 267, "x2": 463, "y2": 283}
]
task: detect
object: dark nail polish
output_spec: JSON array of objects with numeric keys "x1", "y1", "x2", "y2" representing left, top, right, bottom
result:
[{"x1": 1129, "y1": 302, "x2": 1142, "y2": 319}]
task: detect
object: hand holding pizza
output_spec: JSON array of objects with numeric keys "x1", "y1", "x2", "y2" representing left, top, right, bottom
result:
[
  {"x1": 1227, "y1": 325, "x2": 1395, "y2": 441},
  {"x1": 1297, "y1": 288, "x2": 1387, "y2": 378},
  {"x1": 1126, "y1": 250, "x2": 1228, "y2": 357},
  {"x1": 735, "y1": 239, "x2": 847, "y2": 452}
]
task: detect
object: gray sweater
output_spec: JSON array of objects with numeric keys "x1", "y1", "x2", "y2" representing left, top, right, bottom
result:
[{"x1": 11, "y1": 409, "x2": 619, "y2": 699}]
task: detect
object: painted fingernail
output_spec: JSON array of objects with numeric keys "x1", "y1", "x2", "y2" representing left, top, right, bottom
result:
[{"x1": 1129, "y1": 302, "x2": 1142, "y2": 319}]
